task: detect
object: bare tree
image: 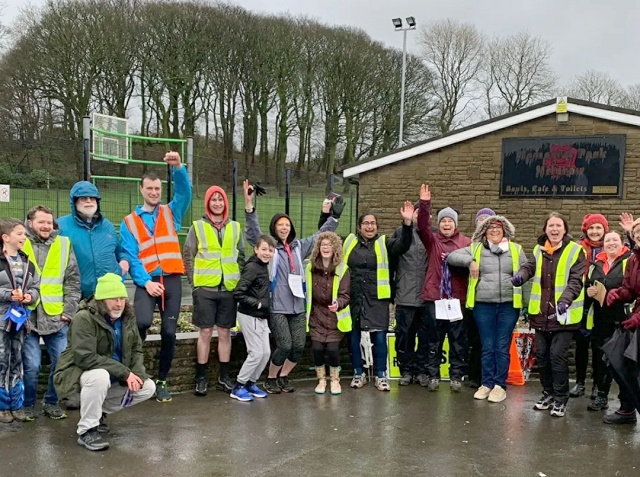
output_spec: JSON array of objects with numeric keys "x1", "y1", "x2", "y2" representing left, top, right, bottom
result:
[
  {"x1": 619, "y1": 83, "x2": 640, "y2": 111},
  {"x1": 417, "y1": 19, "x2": 484, "y2": 134},
  {"x1": 483, "y1": 32, "x2": 556, "y2": 116},
  {"x1": 567, "y1": 70, "x2": 625, "y2": 105}
]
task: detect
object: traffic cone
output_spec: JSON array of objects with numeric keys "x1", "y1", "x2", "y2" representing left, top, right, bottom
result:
[{"x1": 506, "y1": 334, "x2": 525, "y2": 386}]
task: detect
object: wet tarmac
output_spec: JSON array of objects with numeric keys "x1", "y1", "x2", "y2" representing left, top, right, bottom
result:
[{"x1": 1, "y1": 381, "x2": 639, "y2": 477}]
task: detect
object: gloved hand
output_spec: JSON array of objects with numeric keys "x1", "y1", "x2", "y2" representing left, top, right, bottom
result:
[
  {"x1": 579, "y1": 327, "x2": 592, "y2": 338},
  {"x1": 248, "y1": 182, "x2": 267, "y2": 197},
  {"x1": 556, "y1": 301, "x2": 568, "y2": 316},
  {"x1": 511, "y1": 274, "x2": 524, "y2": 287},
  {"x1": 331, "y1": 195, "x2": 345, "y2": 219},
  {"x1": 622, "y1": 312, "x2": 640, "y2": 331},
  {"x1": 606, "y1": 289, "x2": 620, "y2": 307}
]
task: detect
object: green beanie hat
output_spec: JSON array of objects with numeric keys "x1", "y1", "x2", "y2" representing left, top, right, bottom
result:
[{"x1": 95, "y1": 273, "x2": 128, "y2": 301}]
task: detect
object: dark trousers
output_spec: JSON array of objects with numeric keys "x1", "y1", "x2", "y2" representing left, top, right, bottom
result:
[
  {"x1": 311, "y1": 341, "x2": 341, "y2": 368},
  {"x1": 425, "y1": 301, "x2": 468, "y2": 381},
  {"x1": 574, "y1": 330, "x2": 592, "y2": 384},
  {"x1": 534, "y1": 330, "x2": 574, "y2": 404},
  {"x1": 135, "y1": 274, "x2": 182, "y2": 381},
  {"x1": 465, "y1": 308, "x2": 482, "y2": 384},
  {"x1": 348, "y1": 326, "x2": 388, "y2": 377},
  {"x1": 592, "y1": 322, "x2": 617, "y2": 395},
  {"x1": 394, "y1": 305, "x2": 431, "y2": 376}
]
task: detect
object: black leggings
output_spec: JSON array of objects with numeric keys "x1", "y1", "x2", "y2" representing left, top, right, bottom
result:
[{"x1": 311, "y1": 341, "x2": 341, "y2": 368}]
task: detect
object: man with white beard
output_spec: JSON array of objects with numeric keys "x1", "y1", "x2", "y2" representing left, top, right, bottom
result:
[
  {"x1": 58, "y1": 182, "x2": 130, "y2": 300},
  {"x1": 54, "y1": 273, "x2": 155, "y2": 451}
]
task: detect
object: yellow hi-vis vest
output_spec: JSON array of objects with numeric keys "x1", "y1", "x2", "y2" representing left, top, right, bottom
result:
[
  {"x1": 22, "y1": 236, "x2": 71, "y2": 315},
  {"x1": 305, "y1": 262, "x2": 352, "y2": 333},
  {"x1": 466, "y1": 241, "x2": 523, "y2": 309},
  {"x1": 585, "y1": 258, "x2": 628, "y2": 330},
  {"x1": 192, "y1": 220, "x2": 241, "y2": 291},
  {"x1": 342, "y1": 233, "x2": 390, "y2": 299},
  {"x1": 529, "y1": 241, "x2": 584, "y2": 325}
]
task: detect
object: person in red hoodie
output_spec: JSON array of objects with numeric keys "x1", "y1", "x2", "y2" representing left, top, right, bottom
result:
[
  {"x1": 572, "y1": 213, "x2": 609, "y2": 399},
  {"x1": 184, "y1": 186, "x2": 245, "y2": 397},
  {"x1": 417, "y1": 184, "x2": 472, "y2": 392}
]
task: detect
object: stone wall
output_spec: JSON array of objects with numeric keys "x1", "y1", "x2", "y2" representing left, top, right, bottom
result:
[
  {"x1": 37, "y1": 333, "x2": 592, "y2": 396},
  {"x1": 357, "y1": 113, "x2": 640, "y2": 250}
]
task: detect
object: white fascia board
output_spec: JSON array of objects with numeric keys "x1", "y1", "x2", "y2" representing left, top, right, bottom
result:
[{"x1": 343, "y1": 102, "x2": 640, "y2": 178}]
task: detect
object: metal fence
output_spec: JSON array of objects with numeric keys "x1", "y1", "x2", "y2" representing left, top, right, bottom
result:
[{"x1": 2, "y1": 184, "x2": 357, "y2": 241}]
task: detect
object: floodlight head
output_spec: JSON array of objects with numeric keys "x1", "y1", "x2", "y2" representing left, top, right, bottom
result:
[
  {"x1": 406, "y1": 16, "x2": 416, "y2": 28},
  {"x1": 392, "y1": 17, "x2": 402, "y2": 29}
]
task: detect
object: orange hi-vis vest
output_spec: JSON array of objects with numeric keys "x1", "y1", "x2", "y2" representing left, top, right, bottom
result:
[{"x1": 124, "y1": 204, "x2": 185, "y2": 274}]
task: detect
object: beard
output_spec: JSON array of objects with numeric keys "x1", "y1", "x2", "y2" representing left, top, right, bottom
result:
[{"x1": 78, "y1": 204, "x2": 98, "y2": 219}]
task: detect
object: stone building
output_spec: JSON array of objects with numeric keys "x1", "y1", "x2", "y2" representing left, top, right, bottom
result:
[{"x1": 342, "y1": 98, "x2": 640, "y2": 250}]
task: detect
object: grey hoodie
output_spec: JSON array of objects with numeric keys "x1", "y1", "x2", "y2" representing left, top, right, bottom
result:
[
  {"x1": 245, "y1": 210, "x2": 338, "y2": 315},
  {"x1": 447, "y1": 215, "x2": 527, "y2": 304},
  {"x1": 25, "y1": 221, "x2": 81, "y2": 335}
]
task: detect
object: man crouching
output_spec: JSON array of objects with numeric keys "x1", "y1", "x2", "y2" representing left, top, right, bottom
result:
[{"x1": 54, "y1": 273, "x2": 155, "y2": 451}]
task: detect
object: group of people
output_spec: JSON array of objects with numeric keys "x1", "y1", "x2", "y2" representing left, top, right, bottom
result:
[{"x1": 2, "y1": 153, "x2": 640, "y2": 452}]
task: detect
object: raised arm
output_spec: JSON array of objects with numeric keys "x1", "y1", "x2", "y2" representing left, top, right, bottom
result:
[
  {"x1": 165, "y1": 152, "x2": 193, "y2": 230},
  {"x1": 386, "y1": 201, "x2": 415, "y2": 257},
  {"x1": 243, "y1": 179, "x2": 264, "y2": 247},
  {"x1": 298, "y1": 200, "x2": 338, "y2": 259},
  {"x1": 417, "y1": 184, "x2": 436, "y2": 249}
]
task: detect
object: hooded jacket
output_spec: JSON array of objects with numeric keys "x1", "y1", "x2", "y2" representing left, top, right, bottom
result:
[
  {"x1": 57, "y1": 182, "x2": 126, "y2": 299},
  {"x1": 610, "y1": 248, "x2": 640, "y2": 315},
  {"x1": 183, "y1": 186, "x2": 245, "y2": 291},
  {"x1": 54, "y1": 299, "x2": 149, "y2": 400},
  {"x1": 244, "y1": 209, "x2": 338, "y2": 315},
  {"x1": 417, "y1": 199, "x2": 472, "y2": 302},
  {"x1": 24, "y1": 220, "x2": 81, "y2": 335},
  {"x1": 517, "y1": 235, "x2": 586, "y2": 332},
  {"x1": 447, "y1": 215, "x2": 527, "y2": 304},
  {"x1": 0, "y1": 249, "x2": 40, "y2": 330}
]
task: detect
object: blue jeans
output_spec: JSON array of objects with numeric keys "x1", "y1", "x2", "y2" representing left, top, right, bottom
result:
[
  {"x1": 349, "y1": 328, "x2": 388, "y2": 378},
  {"x1": 473, "y1": 303, "x2": 518, "y2": 389},
  {"x1": 23, "y1": 326, "x2": 69, "y2": 407}
]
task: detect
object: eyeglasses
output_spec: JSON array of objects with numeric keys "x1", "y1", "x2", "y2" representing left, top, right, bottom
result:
[
  {"x1": 320, "y1": 244, "x2": 333, "y2": 249},
  {"x1": 487, "y1": 225, "x2": 503, "y2": 231},
  {"x1": 361, "y1": 221, "x2": 377, "y2": 227}
]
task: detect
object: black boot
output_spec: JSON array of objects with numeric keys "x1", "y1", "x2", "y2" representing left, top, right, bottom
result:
[{"x1": 603, "y1": 410, "x2": 637, "y2": 425}]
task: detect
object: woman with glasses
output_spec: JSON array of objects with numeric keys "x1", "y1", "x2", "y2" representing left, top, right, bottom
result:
[
  {"x1": 343, "y1": 204, "x2": 414, "y2": 391},
  {"x1": 447, "y1": 215, "x2": 527, "y2": 403},
  {"x1": 305, "y1": 232, "x2": 350, "y2": 395}
]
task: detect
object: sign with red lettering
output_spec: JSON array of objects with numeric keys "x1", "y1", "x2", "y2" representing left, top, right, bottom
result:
[{"x1": 500, "y1": 135, "x2": 625, "y2": 197}]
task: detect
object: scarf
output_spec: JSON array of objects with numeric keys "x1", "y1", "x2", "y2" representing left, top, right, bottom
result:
[
  {"x1": 283, "y1": 242, "x2": 296, "y2": 273},
  {"x1": 440, "y1": 255, "x2": 453, "y2": 299},
  {"x1": 543, "y1": 240, "x2": 562, "y2": 255}
]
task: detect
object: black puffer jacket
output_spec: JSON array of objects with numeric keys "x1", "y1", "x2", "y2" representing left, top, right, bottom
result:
[{"x1": 234, "y1": 255, "x2": 270, "y2": 319}]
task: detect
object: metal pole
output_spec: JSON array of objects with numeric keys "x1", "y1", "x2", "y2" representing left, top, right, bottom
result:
[
  {"x1": 83, "y1": 116, "x2": 91, "y2": 181},
  {"x1": 399, "y1": 29, "x2": 407, "y2": 148},
  {"x1": 232, "y1": 160, "x2": 238, "y2": 221},
  {"x1": 186, "y1": 136, "x2": 194, "y2": 184},
  {"x1": 285, "y1": 168, "x2": 291, "y2": 216},
  {"x1": 349, "y1": 192, "x2": 354, "y2": 233},
  {"x1": 300, "y1": 192, "x2": 304, "y2": 235}
]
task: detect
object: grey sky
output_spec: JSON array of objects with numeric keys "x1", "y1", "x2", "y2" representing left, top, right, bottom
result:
[{"x1": 3, "y1": 0, "x2": 637, "y2": 87}]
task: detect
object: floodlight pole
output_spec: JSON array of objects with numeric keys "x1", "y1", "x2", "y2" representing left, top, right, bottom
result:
[
  {"x1": 394, "y1": 17, "x2": 416, "y2": 148},
  {"x1": 83, "y1": 115, "x2": 91, "y2": 181}
]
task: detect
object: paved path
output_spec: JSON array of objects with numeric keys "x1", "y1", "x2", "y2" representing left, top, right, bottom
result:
[{"x1": 0, "y1": 382, "x2": 638, "y2": 476}]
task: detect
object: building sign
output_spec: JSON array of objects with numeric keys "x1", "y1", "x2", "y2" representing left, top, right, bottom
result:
[{"x1": 500, "y1": 135, "x2": 625, "y2": 198}]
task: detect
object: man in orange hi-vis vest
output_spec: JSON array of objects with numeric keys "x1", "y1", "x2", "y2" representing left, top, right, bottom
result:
[{"x1": 120, "y1": 151, "x2": 192, "y2": 403}]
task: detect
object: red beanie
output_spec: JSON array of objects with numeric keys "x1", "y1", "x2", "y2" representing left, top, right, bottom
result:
[{"x1": 581, "y1": 214, "x2": 609, "y2": 234}]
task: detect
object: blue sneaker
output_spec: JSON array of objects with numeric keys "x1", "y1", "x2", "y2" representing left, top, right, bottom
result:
[
  {"x1": 245, "y1": 383, "x2": 268, "y2": 398},
  {"x1": 230, "y1": 385, "x2": 254, "y2": 402}
]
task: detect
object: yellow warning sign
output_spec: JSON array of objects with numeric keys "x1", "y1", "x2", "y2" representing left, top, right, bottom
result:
[
  {"x1": 556, "y1": 97, "x2": 568, "y2": 114},
  {"x1": 387, "y1": 333, "x2": 450, "y2": 379}
]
